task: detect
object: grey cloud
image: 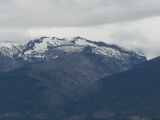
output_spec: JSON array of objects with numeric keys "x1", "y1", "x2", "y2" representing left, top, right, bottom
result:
[
  {"x1": 0, "y1": 0, "x2": 160, "y2": 28},
  {"x1": 0, "y1": 29, "x2": 34, "y2": 42},
  {"x1": 109, "y1": 30, "x2": 160, "y2": 59}
]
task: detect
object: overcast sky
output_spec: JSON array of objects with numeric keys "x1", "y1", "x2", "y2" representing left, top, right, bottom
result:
[{"x1": 0, "y1": 0, "x2": 160, "y2": 59}]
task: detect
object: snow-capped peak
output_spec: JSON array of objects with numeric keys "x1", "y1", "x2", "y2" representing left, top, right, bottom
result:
[
  {"x1": 0, "y1": 41, "x2": 24, "y2": 57},
  {"x1": 0, "y1": 36, "x2": 146, "y2": 62},
  {"x1": 22, "y1": 36, "x2": 99, "y2": 56},
  {"x1": 18, "y1": 36, "x2": 145, "y2": 61}
]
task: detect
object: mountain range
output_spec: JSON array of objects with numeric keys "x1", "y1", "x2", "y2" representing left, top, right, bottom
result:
[
  {"x1": 0, "y1": 36, "x2": 146, "y2": 71},
  {"x1": 0, "y1": 36, "x2": 157, "y2": 120},
  {"x1": 0, "y1": 36, "x2": 146, "y2": 98}
]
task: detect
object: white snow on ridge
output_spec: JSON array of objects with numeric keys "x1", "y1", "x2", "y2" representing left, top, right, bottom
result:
[
  {"x1": 24, "y1": 37, "x2": 98, "y2": 55},
  {"x1": 0, "y1": 41, "x2": 21, "y2": 48},
  {"x1": 55, "y1": 46, "x2": 83, "y2": 53},
  {"x1": 93, "y1": 47, "x2": 120, "y2": 56},
  {"x1": 0, "y1": 37, "x2": 144, "y2": 60},
  {"x1": 0, "y1": 41, "x2": 23, "y2": 57},
  {"x1": 24, "y1": 37, "x2": 73, "y2": 55},
  {"x1": 74, "y1": 38, "x2": 97, "y2": 47},
  {"x1": 92, "y1": 47, "x2": 129, "y2": 60},
  {"x1": 23, "y1": 37, "x2": 142, "y2": 60}
]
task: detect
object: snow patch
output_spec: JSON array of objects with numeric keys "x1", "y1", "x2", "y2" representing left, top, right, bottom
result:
[{"x1": 0, "y1": 41, "x2": 23, "y2": 57}]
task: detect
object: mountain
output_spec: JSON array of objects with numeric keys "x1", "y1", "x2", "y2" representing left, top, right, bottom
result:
[
  {"x1": 0, "y1": 37, "x2": 146, "y2": 97},
  {"x1": 0, "y1": 36, "x2": 146, "y2": 77},
  {"x1": 0, "y1": 41, "x2": 23, "y2": 57},
  {"x1": 0, "y1": 41, "x2": 23, "y2": 72},
  {"x1": 0, "y1": 65, "x2": 71, "y2": 120},
  {"x1": 72, "y1": 57, "x2": 160, "y2": 120},
  {"x1": 0, "y1": 42, "x2": 156, "y2": 120},
  {"x1": 0, "y1": 36, "x2": 146, "y2": 65},
  {"x1": 0, "y1": 36, "x2": 149, "y2": 120},
  {"x1": 19, "y1": 36, "x2": 146, "y2": 64}
]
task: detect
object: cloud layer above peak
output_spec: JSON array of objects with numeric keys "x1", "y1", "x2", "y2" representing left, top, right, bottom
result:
[
  {"x1": 1, "y1": 0, "x2": 160, "y2": 59},
  {"x1": 0, "y1": 0, "x2": 160, "y2": 28}
]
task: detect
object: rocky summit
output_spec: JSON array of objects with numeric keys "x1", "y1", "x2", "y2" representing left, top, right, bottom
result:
[{"x1": 0, "y1": 36, "x2": 146, "y2": 70}]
